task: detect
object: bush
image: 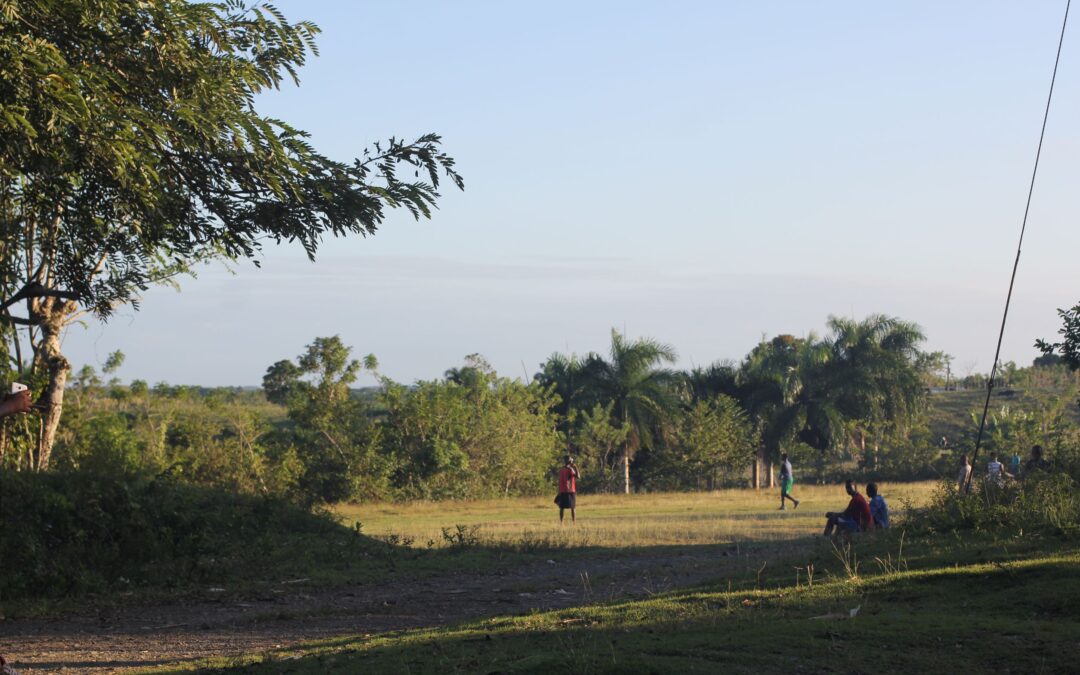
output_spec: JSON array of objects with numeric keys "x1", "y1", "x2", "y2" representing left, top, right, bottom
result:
[
  {"x1": 0, "y1": 469, "x2": 358, "y2": 600},
  {"x1": 914, "y1": 473, "x2": 1080, "y2": 537}
]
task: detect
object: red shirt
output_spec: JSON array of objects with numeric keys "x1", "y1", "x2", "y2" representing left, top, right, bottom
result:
[
  {"x1": 844, "y1": 493, "x2": 873, "y2": 530},
  {"x1": 558, "y1": 467, "x2": 577, "y2": 493}
]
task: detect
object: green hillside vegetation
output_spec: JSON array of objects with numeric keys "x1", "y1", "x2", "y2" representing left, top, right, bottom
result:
[{"x1": 926, "y1": 385, "x2": 1080, "y2": 452}]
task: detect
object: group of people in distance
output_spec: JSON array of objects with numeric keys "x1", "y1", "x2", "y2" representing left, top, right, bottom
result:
[
  {"x1": 555, "y1": 451, "x2": 893, "y2": 538},
  {"x1": 555, "y1": 444, "x2": 1052, "y2": 530},
  {"x1": 956, "y1": 444, "x2": 1052, "y2": 491},
  {"x1": 821, "y1": 480, "x2": 889, "y2": 536},
  {"x1": 778, "y1": 452, "x2": 890, "y2": 536}
]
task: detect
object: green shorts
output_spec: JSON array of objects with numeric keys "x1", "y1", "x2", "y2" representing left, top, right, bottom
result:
[{"x1": 780, "y1": 477, "x2": 794, "y2": 495}]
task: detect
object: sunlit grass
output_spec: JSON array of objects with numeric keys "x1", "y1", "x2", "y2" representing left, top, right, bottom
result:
[
  {"x1": 335, "y1": 481, "x2": 939, "y2": 549},
  {"x1": 159, "y1": 534, "x2": 1080, "y2": 674}
]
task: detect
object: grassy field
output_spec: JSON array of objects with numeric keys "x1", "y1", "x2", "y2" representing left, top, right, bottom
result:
[
  {"x1": 145, "y1": 481, "x2": 1080, "y2": 674},
  {"x1": 338, "y1": 482, "x2": 938, "y2": 549},
  {"x1": 182, "y1": 537, "x2": 1080, "y2": 674},
  {"x1": 337, "y1": 482, "x2": 938, "y2": 549}
]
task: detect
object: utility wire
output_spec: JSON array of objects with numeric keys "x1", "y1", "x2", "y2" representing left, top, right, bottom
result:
[{"x1": 965, "y1": 0, "x2": 1071, "y2": 493}]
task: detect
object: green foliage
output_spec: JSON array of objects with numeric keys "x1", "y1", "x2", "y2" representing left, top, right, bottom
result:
[
  {"x1": 262, "y1": 336, "x2": 387, "y2": 505},
  {"x1": 22, "y1": 322, "x2": 1078, "y2": 508},
  {"x1": 570, "y1": 329, "x2": 681, "y2": 492},
  {"x1": 0, "y1": 0, "x2": 463, "y2": 472},
  {"x1": 571, "y1": 402, "x2": 629, "y2": 492},
  {"x1": 867, "y1": 419, "x2": 942, "y2": 481},
  {"x1": 918, "y1": 473, "x2": 1080, "y2": 537},
  {"x1": 0, "y1": 470, "x2": 358, "y2": 600},
  {"x1": 0, "y1": 0, "x2": 464, "y2": 315},
  {"x1": 381, "y1": 362, "x2": 560, "y2": 500},
  {"x1": 1036, "y1": 303, "x2": 1080, "y2": 372},
  {"x1": 645, "y1": 395, "x2": 756, "y2": 489}
]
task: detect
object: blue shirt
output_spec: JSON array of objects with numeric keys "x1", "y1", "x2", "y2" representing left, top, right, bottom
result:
[{"x1": 869, "y1": 495, "x2": 889, "y2": 529}]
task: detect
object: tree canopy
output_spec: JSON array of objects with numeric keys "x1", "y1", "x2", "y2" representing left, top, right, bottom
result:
[
  {"x1": 1, "y1": 0, "x2": 463, "y2": 468},
  {"x1": 1, "y1": 0, "x2": 462, "y2": 315},
  {"x1": 1037, "y1": 303, "x2": 1080, "y2": 372}
]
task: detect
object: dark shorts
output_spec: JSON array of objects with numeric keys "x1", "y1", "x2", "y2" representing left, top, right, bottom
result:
[{"x1": 556, "y1": 492, "x2": 576, "y2": 509}]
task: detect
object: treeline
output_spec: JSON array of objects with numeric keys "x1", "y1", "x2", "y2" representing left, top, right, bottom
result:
[{"x1": 6, "y1": 314, "x2": 1079, "y2": 505}]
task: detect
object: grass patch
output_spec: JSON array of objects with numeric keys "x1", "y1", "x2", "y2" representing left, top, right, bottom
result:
[
  {"x1": 163, "y1": 531, "x2": 1080, "y2": 674},
  {"x1": 336, "y1": 482, "x2": 939, "y2": 549}
]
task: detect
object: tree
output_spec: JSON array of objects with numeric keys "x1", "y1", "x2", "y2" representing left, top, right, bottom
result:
[
  {"x1": 737, "y1": 316, "x2": 927, "y2": 486},
  {"x1": 682, "y1": 361, "x2": 739, "y2": 403},
  {"x1": 821, "y1": 314, "x2": 926, "y2": 468},
  {"x1": 649, "y1": 395, "x2": 755, "y2": 490},
  {"x1": 572, "y1": 402, "x2": 629, "y2": 492},
  {"x1": 1, "y1": 1, "x2": 463, "y2": 469},
  {"x1": 578, "y1": 329, "x2": 680, "y2": 494},
  {"x1": 261, "y1": 336, "x2": 384, "y2": 505},
  {"x1": 738, "y1": 334, "x2": 828, "y2": 488},
  {"x1": 1036, "y1": 303, "x2": 1080, "y2": 372},
  {"x1": 533, "y1": 352, "x2": 588, "y2": 437},
  {"x1": 381, "y1": 360, "x2": 560, "y2": 499}
]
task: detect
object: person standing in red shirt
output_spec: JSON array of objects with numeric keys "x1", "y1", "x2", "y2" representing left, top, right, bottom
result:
[
  {"x1": 823, "y1": 479, "x2": 873, "y2": 535},
  {"x1": 556, "y1": 455, "x2": 578, "y2": 524}
]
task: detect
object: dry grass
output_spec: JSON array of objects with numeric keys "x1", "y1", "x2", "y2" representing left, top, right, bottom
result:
[{"x1": 335, "y1": 481, "x2": 938, "y2": 549}]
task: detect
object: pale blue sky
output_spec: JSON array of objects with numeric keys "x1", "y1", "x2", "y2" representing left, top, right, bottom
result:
[{"x1": 67, "y1": 1, "x2": 1080, "y2": 386}]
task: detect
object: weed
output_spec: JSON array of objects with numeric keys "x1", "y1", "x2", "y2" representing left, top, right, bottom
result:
[
  {"x1": 579, "y1": 571, "x2": 592, "y2": 599},
  {"x1": 441, "y1": 524, "x2": 480, "y2": 548},
  {"x1": 873, "y1": 530, "x2": 908, "y2": 576},
  {"x1": 829, "y1": 538, "x2": 859, "y2": 581}
]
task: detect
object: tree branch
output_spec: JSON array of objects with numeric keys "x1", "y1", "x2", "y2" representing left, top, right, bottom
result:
[{"x1": 0, "y1": 282, "x2": 80, "y2": 313}]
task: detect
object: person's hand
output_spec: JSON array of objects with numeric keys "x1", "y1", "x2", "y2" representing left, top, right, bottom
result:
[{"x1": 0, "y1": 389, "x2": 32, "y2": 417}]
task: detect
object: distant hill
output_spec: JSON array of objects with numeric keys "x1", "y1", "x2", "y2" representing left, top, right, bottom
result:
[{"x1": 926, "y1": 386, "x2": 1080, "y2": 449}]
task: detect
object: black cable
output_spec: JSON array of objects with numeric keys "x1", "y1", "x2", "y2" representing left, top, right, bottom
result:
[{"x1": 965, "y1": 0, "x2": 1072, "y2": 493}]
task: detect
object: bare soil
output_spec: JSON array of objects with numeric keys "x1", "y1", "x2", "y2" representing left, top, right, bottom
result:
[{"x1": 0, "y1": 542, "x2": 791, "y2": 673}]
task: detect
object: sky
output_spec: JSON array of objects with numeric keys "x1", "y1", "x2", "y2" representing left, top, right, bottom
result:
[{"x1": 64, "y1": 1, "x2": 1080, "y2": 386}]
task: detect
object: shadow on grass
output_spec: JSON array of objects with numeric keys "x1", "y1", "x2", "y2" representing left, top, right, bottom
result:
[{"x1": 183, "y1": 539, "x2": 1080, "y2": 674}]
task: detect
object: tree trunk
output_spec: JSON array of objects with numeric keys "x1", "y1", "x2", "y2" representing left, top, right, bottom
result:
[
  {"x1": 623, "y1": 449, "x2": 630, "y2": 494},
  {"x1": 33, "y1": 297, "x2": 77, "y2": 471},
  {"x1": 766, "y1": 457, "x2": 775, "y2": 488},
  {"x1": 752, "y1": 446, "x2": 766, "y2": 489}
]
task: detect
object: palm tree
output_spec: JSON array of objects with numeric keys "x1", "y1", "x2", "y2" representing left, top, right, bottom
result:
[
  {"x1": 738, "y1": 334, "x2": 831, "y2": 487},
  {"x1": 737, "y1": 317, "x2": 927, "y2": 485},
  {"x1": 683, "y1": 360, "x2": 739, "y2": 404},
  {"x1": 534, "y1": 352, "x2": 587, "y2": 431},
  {"x1": 579, "y1": 329, "x2": 680, "y2": 494},
  {"x1": 823, "y1": 315, "x2": 926, "y2": 467}
]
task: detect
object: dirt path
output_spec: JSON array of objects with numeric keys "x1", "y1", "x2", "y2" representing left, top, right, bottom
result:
[{"x1": 1, "y1": 543, "x2": 782, "y2": 673}]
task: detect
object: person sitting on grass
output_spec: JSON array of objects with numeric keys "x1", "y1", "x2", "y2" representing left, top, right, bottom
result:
[
  {"x1": 867, "y1": 482, "x2": 889, "y2": 529},
  {"x1": 1024, "y1": 444, "x2": 1051, "y2": 476},
  {"x1": 823, "y1": 479, "x2": 873, "y2": 536}
]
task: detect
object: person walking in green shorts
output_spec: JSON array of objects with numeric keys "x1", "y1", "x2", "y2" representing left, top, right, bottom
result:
[{"x1": 779, "y1": 452, "x2": 800, "y2": 510}]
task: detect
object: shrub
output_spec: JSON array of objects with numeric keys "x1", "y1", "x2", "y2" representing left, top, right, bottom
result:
[
  {"x1": 913, "y1": 472, "x2": 1080, "y2": 537},
  {"x1": 0, "y1": 469, "x2": 356, "y2": 600}
]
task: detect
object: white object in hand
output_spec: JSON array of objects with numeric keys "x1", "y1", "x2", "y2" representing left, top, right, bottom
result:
[{"x1": 10, "y1": 382, "x2": 27, "y2": 395}]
